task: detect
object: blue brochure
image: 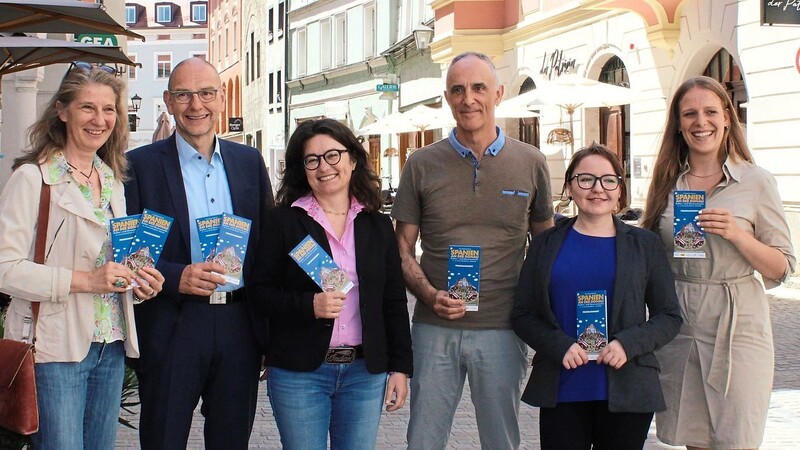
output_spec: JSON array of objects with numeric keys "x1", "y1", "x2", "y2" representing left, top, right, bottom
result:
[
  {"x1": 210, "y1": 213, "x2": 251, "y2": 286},
  {"x1": 576, "y1": 290, "x2": 608, "y2": 361},
  {"x1": 673, "y1": 190, "x2": 706, "y2": 258},
  {"x1": 196, "y1": 214, "x2": 224, "y2": 261},
  {"x1": 447, "y1": 245, "x2": 481, "y2": 311},
  {"x1": 109, "y1": 214, "x2": 140, "y2": 264},
  {"x1": 289, "y1": 235, "x2": 353, "y2": 294},
  {"x1": 125, "y1": 209, "x2": 173, "y2": 277}
]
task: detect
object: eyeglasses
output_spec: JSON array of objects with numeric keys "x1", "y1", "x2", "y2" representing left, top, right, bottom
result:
[
  {"x1": 570, "y1": 173, "x2": 623, "y2": 191},
  {"x1": 59, "y1": 61, "x2": 118, "y2": 88},
  {"x1": 303, "y1": 149, "x2": 348, "y2": 170},
  {"x1": 69, "y1": 61, "x2": 117, "y2": 75},
  {"x1": 168, "y1": 89, "x2": 219, "y2": 104}
]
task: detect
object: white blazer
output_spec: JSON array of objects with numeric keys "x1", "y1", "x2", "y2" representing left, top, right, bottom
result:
[{"x1": 0, "y1": 161, "x2": 139, "y2": 362}]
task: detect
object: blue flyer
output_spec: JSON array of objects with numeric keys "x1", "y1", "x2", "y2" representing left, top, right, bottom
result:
[
  {"x1": 673, "y1": 190, "x2": 706, "y2": 258},
  {"x1": 576, "y1": 290, "x2": 608, "y2": 361},
  {"x1": 210, "y1": 213, "x2": 251, "y2": 286},
  {"x1": 125, "y1": 209, "x2": 173, "y2": 278},
  {"x1": 289, "y1": 235, "x2": 353, "y2": 294},
  {"x1": 109, "y1": 214, "x2": 140, "y2": 264},
  {"x1": 196, "y1": 214, "x2": 224, "y2": 261},
  {"x1": 447, "y1": 245, "x2": 481, "y2": 311}
]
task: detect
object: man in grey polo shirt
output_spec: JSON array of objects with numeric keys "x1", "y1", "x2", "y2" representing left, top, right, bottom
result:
[{"x1": 392, "y1": 51, "x2": 554, "y2": 449}]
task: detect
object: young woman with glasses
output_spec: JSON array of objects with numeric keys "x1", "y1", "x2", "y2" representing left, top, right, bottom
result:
[
  {"x1": 247, "y1": 118, "x2": 412, "y2": 449},
  {"x1": 511, "y1": 143, "x2": 682, "y2": 450},
  {"x1": 0, "y1": 63, "x2": 164, "y2": 449}
]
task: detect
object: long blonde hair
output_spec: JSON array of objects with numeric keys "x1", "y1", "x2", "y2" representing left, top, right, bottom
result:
[
  {"x1": 641, "y1": 76, "x2": 753, "y2": 231},
  {"x1": 13, "y1": 66, "x2": 129, "y2": 179}
]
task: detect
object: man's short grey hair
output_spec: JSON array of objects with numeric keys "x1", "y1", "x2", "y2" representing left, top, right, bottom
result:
[{"x1": 449, "y1": 51, "x2": 499, "y2": 84}]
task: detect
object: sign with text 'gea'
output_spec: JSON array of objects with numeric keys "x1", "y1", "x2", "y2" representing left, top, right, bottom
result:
[{"x1": 75, "y1": 34, "x2": 118, "y2": 46}]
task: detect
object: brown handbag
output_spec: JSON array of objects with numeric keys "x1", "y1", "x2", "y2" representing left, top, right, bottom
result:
[{"x1": 0, "y1": 179, "x2": 50, "y2": 435}]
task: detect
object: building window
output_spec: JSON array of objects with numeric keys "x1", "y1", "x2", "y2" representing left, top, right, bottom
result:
[
  {"x1": 156, "y1": 4, "x2": 172, "y2": 23},
  {"x1": 268, "y1": 72, "x2": 275, "y2": 104},
  {"x1": 334, "y1": 14, "x2": 346, "y2": 67},
  {"x1": 233, "y1": 21, "x2": 238, "y2": 52},
  {"x1": 277, "y1": 69, "x2": 282, "y2": 106},
  {"x1": 225, "y1": 28, "x2": 229, "y2": 57},
  {"x1": 128, "y1": 54, "x2": 137, "y2": 80},
  {"x1": 249, "y1": 32, "x2": 255, "y2": 82},
  {"x1": 320, "y1": 19, "x2": 331, "y2": 70},
  {"x1": 192, "y1": 52, "x2": 207, "y2": 61},
  {"x1": 256, "y1": 42, "x2": 261, "y2": 78},
  {"x1": 156, "y1": 54, "x2": 172, "y2": 78},
  {"x1": 125, "y1": 5, "x2": 136, "y2": 24},
  {"x1": 297, "y1": 28, "x2": 307, "y2": 77},
  {"x1": 278, "y1": 2, "x2": 285, "y2": 34},
  {"x1": 191, "y1": 2, "x2": 207, "y2": 22},
  {"x1": 268, "y1": 7, "x2": 275, "y2": 40},
  {"x1": 364, "y1": 3, "x2": 376, "y2": 58}
]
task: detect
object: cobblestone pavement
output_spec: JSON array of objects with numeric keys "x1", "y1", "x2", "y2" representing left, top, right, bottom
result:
[{"x1": 116, "y1": 285, "x2": 800, "y2": 449}]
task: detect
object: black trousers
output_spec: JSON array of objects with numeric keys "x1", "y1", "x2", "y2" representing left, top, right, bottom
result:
[
  {"x1": 136, "y1": 301, "x2": 261, "y2": 450},
  {"x1": 539, "y1": 400, "x2": 654, "y2": 450}
]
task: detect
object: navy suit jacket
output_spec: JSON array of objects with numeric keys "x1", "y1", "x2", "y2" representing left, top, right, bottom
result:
[
  {"x1": 247, "y1": 205, "x2": 413, "y2": 376},
  {"x1": 124, "y1": 133, "x2": 274, "y2": 371},
  {"x1": 511, "y1": 216, "x2": 682, "y2": 412}
]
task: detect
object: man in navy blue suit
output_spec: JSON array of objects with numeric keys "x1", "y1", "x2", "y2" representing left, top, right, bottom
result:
[{"x1": 125, "y1": 57, "x2": 273, "y2": 450}]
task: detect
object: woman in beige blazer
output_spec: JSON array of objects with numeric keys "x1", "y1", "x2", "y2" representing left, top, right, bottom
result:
[{"x1": 0, "y1": 64, "x2": 164, "y2": 450}]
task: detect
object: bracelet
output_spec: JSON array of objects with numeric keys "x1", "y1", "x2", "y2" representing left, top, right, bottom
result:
[{"x1": 132, "y1": 294, "x2": 145, "y2": 305}]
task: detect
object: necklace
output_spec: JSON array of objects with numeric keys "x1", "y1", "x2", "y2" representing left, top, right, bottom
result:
[
  {"x1": 322, "y1": 208, "x2": 348, "y2": 216},
  {"x1": 687, "y1": 170, "x2": 722, "y2": 179},
  {"x1": 66, "y1": 161, "x2": 95, "y2": 187}
]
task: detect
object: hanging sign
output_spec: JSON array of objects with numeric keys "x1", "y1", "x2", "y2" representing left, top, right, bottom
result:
[{"x1": 762, "y1": 0, "x2": 800, "y2": 25}]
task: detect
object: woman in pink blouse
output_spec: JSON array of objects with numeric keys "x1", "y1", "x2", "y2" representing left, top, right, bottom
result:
[{"x1": 248, "y1": 118, "x2": 413, "y2": 450}]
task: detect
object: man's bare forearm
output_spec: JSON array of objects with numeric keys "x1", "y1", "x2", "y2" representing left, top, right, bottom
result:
[{"x1": 400, "y1": 253, "x2": 436, "y2": 309}]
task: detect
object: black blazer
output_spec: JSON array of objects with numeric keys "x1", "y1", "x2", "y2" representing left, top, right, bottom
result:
[
  {"x1": 247, "y1": 205, "x2": 413, "y2": 376},
  {"x1": 511, "y1": 216, "x2": 681, "y2": 412},
  {"x1": 124, "y1": 134, "x2": 274, "y2": 371}
]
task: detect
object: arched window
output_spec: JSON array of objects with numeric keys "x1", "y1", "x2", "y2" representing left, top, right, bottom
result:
[
  {"x1": 599, "y1": 55, "x2": 631, "y2": 208},
  {"x1": 518, "y1": 78, "x2": 540, "y2": 149},
  {"x1": 703, "y1": 48, "x2": 747, "y2": 124}
]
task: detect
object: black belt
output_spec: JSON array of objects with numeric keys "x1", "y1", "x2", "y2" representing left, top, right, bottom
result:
[
  {"x1": 324, "y1": 345, "x2": 365, "y2": 364},
  {"x1": 183, "y1": 289, "x2": 245, "y2": 305}
]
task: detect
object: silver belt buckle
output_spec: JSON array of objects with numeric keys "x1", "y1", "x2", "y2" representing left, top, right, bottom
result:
[{"x1": 210, "y1": 292, "x2": 227, "y2": 304}]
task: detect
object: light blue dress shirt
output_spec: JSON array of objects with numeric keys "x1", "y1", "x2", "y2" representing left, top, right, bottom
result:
[{"x1": 176, "y1": 132, "x2": 236, "y2": 290}]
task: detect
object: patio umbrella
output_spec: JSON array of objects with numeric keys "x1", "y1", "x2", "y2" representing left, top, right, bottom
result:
[
  {"x1": 152, "y1": 112, "x2": 173, "y2": 143},
  {"x1": 495, "y1": 101, "x2": 540, "y2": 119},
  {"x1": 0, "y1": 35, "x2": 137, "y2": 76},
  {"x1": 357, "y1": 105, "x2": 454, "y2": 146},
  {"x1": 0, "y1": 0, "x2": 145, "y2": 41},
  {"x1": 505, "y1": 74, "x2": 651, "y2": 151}
]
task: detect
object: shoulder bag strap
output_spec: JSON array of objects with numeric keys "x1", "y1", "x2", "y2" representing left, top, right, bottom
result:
[{"x1": 30, "y1": 179, "x2": 51, "y2": 343}]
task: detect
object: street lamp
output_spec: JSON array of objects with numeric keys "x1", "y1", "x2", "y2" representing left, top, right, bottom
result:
[
  {"x1": 129, "y1": 94, "x2": 142, "y2": 132},
  {"x1": 129, "y1": 94, "x2": 142, "y2": 112},
  {"x1": 412, "y1": 24, "x2": 434, "y2": 53}
]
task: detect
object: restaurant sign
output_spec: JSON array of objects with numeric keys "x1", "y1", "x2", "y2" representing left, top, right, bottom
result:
[{"x1": 762, "y1": 0, "x2": 800, "y2": 25}]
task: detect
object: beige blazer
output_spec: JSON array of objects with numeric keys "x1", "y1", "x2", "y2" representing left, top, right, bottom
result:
[{"x1": 0, "y1": 161, "x2": 139, "y2": 362}]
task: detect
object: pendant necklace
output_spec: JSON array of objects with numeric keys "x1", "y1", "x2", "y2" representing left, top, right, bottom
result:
[{"x1": 66, "y1": 161, "x2": 95, "y2": 188}]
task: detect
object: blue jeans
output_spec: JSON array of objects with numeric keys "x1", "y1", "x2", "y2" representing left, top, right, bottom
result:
[
  {"x1": 31, "y1": 341, "x2": 125, "y2": 450},
  {"x1": 267, "y1": 359, "x2": 387, "y2": 450},
  {"x1": 406, "y1": 323, "x2": 529, "y2": 450}
]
